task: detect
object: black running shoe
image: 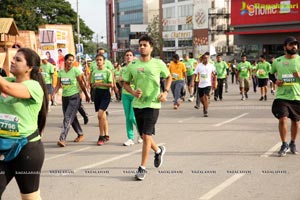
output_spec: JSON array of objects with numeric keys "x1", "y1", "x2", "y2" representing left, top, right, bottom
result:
[
  {"x1": 154, "y1": 146, "x2": 166, "y2": 168},
  {"x1": 278, "y1": 142, "x2": 289, "y2": 157},
  {"x1": 289, "y1": 142, "x2": 299, "y2": 155},
  {"x1": 259, "y1": 97, "x2": 263, "y2": 101},
  {"x1": 135, "y1": 166, "x2": 147, "y2": 181}
]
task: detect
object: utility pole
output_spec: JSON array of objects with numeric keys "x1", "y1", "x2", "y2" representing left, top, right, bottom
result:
[
  {"x1": 77, "y1": 0, "x2": 80, "y2": 55},
  {"x1": 96, "y1": 34, "x2": 99, "y2": 49}
]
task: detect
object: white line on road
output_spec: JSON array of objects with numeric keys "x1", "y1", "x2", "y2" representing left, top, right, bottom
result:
[
  {"x1": 199, "y1": 174, "x2": 245, "y2": 200},
  {"x1": 178, "y1": 117, "x2": 195, "y2": 123},
  {"x1": 214, "y1": 113, "x2": 249, "y2": 127},
  {"x1": 45, "y1": 147, "x2": 92, "y2": 161},
  {"x1": 73, "y1": 143, "x2": 166, "y2": 173},
  {"x1": 260, "y1": 142, "x2": 281, "y2": 158}
]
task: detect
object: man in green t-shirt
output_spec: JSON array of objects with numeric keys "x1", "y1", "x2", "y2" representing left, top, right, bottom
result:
[
  {"x1": 182, "y1": 54, "x2": 197, "y2": 102},
  {"x1": 237, "y1": 55, "x2": 252, "y2": 100},
  {"x1": 123, "y1": 35, "x2": 172, "y2": 181},
  {"x1": 257, "y1": 55, "x2": 271, "y2": 101},
  {"x1": 270, "y1": 36, "x2": 300, "y2": 157},
  {"x1": 41, "y1": 55, "x2": 55, "y2": 107},
  {"x1": 214, "y1": 54, "x2": 228, "y2": 101}
]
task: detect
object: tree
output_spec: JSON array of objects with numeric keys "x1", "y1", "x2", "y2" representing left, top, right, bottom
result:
[
  {"x1": 146, "y1": 15, "x2": 163, "y2": 58},
  {"x1": 0, "y1": 0, "x2": 94, "y2": 51}
]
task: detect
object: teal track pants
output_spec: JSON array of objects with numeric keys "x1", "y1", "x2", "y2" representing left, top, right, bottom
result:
[{"x1": 122, "y1": 93, "x2": 137, "y2": 140}]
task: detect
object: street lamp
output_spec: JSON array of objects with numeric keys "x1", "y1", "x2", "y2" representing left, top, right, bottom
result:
[{"x1": 76, "y1": 0, "x2": 80, "y2": 55}]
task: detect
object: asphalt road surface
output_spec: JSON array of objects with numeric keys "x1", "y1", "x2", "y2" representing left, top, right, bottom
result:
[{"x1": 3, "y1": 83, "x2": 300, "y2": 200}]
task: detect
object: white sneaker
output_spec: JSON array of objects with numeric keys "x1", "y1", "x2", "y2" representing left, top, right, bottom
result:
[
  {"x1": 188, "y1": 96, "x2": 194, "y2": 102},
  {"x1": 137, "y1": 136, "x2": 143, "y2": 144},
  {"x1": 123, "y1": 139, "x2": 134, "y2": 146}
]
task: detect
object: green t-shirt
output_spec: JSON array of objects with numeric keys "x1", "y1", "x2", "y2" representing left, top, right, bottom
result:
[
  {"x1": 91, "y1": 68, "x2": 113, "y2": 90},
  {"x1": 113, "y1": 69, "x2": 121, "y2": 81},
  {"x1": 183, "y1": 59, "x2": 196, "y2": 76},
  {"x1": 256, "y1": 61, "x2": 271, "y2": 79},
  {"x1": 91, "y1": 59, "x2": 114, "y2": 72},
  {"x1": 58, "y1": 67, "x2": 81, "y2": 97},
  {"x1": 237, "y1": 61, "x2": 252, "y2": 78},
  {"x1": 0, "y1": 79, "x2": 43, "y2": 141},
  {"x1": 41, "y1": 62, "x2": 54, "y2": 84},
  {"x1": 120, "y1": 66, "x2": 135, "y2": 96},
  {"x1": 122, "y1": 58, "x2": 170, "y2": 109},
  {"x1": 214, "y1": 61, "x2": 228, "y2": 79},
  {"x1": 271, "y1": 55, "x2": 300, "y2": 101}
]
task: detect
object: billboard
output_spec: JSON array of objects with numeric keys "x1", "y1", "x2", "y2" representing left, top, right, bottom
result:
[
  {"x1": 193, "y1": 0, "x2": 209, "y2": 29},
  {"x1": 231, "y1": 0, "x2": 300, "y2": 26}
]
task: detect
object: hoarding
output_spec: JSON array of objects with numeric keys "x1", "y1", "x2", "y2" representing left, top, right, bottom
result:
[{"x1": 231, "y1": 0, "x2": 300, "y2": 26}]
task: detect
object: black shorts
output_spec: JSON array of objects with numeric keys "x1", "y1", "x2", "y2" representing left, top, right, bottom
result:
[
  {"x1": 46, "y1": 84, "x2": 53, "y2": 95},
  {"x1": 187, "y1": 75, "x2": 193, "y2": 87},
  {"x1": 134, "y1": 108, "x2": 159, "y2": 136},
  {"x1": 94, "y1": 88, "x2": 111, "y2": 112},
  {"x1": 272, "y1": 99, "x2": 300, "y2": 121},
  {"x1": 198, "y1": 86, "x2": 211, "y2": 98},
  {"x1": 258, "y1": 78, "x2": 268, "y2": 87}
]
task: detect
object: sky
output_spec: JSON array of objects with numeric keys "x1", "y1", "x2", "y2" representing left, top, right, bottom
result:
[{"x1": 67, "y1": 0, "x2": 107, "y2": 41}]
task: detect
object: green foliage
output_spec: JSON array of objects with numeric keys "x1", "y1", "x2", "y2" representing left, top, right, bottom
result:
[
  {"x1": 146, "y1": 15, "x2": 163, "y2": 58},
  {"x1": 0, "y1": 0, "x2": 94, "y2": 46}
]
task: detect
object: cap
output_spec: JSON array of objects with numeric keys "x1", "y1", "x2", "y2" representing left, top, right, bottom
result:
[
  {"x1": 41, "y1": 55, "x2": 47, "y2": 60},
  {"x1": 284, "y1": 36, "x2": 299, "y2": 46}
]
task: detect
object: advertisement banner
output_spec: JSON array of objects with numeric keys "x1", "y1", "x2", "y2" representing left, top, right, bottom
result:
[
  {"x1": 193, "y1": 0, "x2": 209, "y2": 29},
  {"x1": 231, "y1": 0, "x2": 300, "y2": 26}
]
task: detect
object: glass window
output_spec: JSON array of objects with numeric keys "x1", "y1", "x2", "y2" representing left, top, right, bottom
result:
[
  {"x1": 163, "y1": 25, "x2": 176, "y2": 31},
  {"x1": 163, "y1": 40, "x2": 176, "y2": 48},
  {"x1": 178, "y1": 24, "x2": 193, "y2": 30},
  {"x1": 178, "y1": 40, "x2": 193, "y2": 47},
  {"x1": 178, "y1": 5, "x2": 193, "y2": 17},
  {"x1": 163, "y1": 7, "x2": 175, "y2": 18},
  {"x1": 162, "y1": 0, "x2": 175, "y2": 4}
]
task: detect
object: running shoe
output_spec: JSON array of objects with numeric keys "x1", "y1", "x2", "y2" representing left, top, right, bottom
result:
[
  {"x1": 194, "y1": 105, "x2": 200, "y2": 109},
  {"x1": 137, "y1": 136, "x2": 143, "y2": 144},
  {"x1": 135, "y1": 166, "x2": 147, "y2": 181},
  {"x1": 188, "y1": 96, "x2": 194, "y2": 102},
  {"x1": 154, "y1": 146, "x2": 166, "y2": 168},
  {"x1": 74, "y1": 135, "x2": 85, "y2": 142},
  {"x1": 123, "y1": 139, "x2": 134, "y2": 146},
  {"x1": 241, "y1": 96, "x2": 245, "y2": 101},
  {"x1": 97, "y1": 136, "x2": 105, "y2": 146},
  {"x1": 245, "y1": 93, "x2": 248, "y2": 99},
  {"x1": 278, "y1": 142, "x2": 289, "y2": 157},
  {"x1": 264, "y1": 95, "x2": 267, "y2": 101},
  {"x1": 83, "y1": 117, "x2": 89, "y2": 125},
  {"x1": 259, "y1": 96, "x2": 264, "y2": 101},
  {"x1": 57, "y1": 140, "x2": 66, "y2": 147},
  {"x1": 104, "y1": 135, "x2": 110, "y2": 142},
  {"x1": 204, "y1": 110, "x2": 208, "y2": 117},
  {"x1": 289, "y1": 142, "x2": 299, "y2": 155}
]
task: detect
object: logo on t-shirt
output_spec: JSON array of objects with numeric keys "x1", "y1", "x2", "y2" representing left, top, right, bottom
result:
[{"x1": 137, "y1": 68, "x2": 145, "y2": 73}]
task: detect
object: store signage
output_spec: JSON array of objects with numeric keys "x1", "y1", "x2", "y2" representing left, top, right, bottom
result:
[
  {"x1": 231, "y1": 0, "x2": 300, "y2": 26},
  {"x1": 163, "y1": 31, "x2": 192, "y2": 39}
]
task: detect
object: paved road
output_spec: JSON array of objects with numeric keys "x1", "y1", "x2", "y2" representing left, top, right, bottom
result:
[{"x1": 3, "y1": 83, "x2": 300, "y2": 200}]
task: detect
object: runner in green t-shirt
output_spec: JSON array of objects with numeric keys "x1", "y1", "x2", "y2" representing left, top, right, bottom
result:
[
  {"x1": 0, "y1": 48, "x2": 48, "y2": 199},
  {"x1": 53, "y1": 54, "x2": 90, "y2": 147},
  {"x1": 182, "y1": 54, "x2": 197, "y2": 102},
  {"x1": 214, "y1": 54, "x2": 228, "y2": 101},
  {"x1": 89, "y1": 54, "x2": 113, "y2": 146},
  {"x1": 113, "y1": 63, "x2": 122, "y2": 101},
  {"x1": 257, "y1": 55, "x2": 271, "y2": 101},
  {"x1": 41, "y1": 56, "x2": 55, "y2": 108},
  {"x1": 237, "y1": 55, "x2": 252, "y2": 100},
  {"x1": 122, "y1": 35, "x2": 172, "y2": 181},
  {"x1": 269, "y1": 36, "x2": 300, "y2": 157}
]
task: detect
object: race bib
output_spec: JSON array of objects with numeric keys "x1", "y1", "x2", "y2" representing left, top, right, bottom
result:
[
  {"x1": 258, "y1": 69, "x2": 265, "y2": 75},
  {"x1": 201, "y1": 73, "x2": 208, "y2": 79},
  {"x1": 61, "y1": 78, "x2": 71, "y2": 85},
  {"x1": 172, "y1": 73, "x2": 179, "y2": 79},
  {"x1": 282, "y1": 74, "x2": 295, "y2": 83},
  {"x1": 95, "y1": 73, "x2": 104, "y2": 83},
  {"x1": 0, "y1": 114, "x2": 20, "y2": 137}
]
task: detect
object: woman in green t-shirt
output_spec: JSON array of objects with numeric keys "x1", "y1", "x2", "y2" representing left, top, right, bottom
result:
[
  {"x1": 53, "y1": 54, "x2": 90, "y2": 147},
  {"x1": 0, "y1": 48, "x2": 48, "y2": 199},
  {"x1": 89, "y1": 54, "x2": 113, "y2": 146}
]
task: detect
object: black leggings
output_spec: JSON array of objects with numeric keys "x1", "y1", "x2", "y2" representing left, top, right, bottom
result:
[{"x1": 0, "y1": 140, "x2": 44, "y2": 196}]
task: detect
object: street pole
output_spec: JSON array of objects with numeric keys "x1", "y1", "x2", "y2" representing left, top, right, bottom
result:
[{"x1": 77, "y1": 0, "x2": 80, "y2": 56}]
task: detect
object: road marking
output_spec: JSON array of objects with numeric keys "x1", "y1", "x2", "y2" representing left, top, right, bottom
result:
[
  {"x1": 199, "y1": 174, "x2": 245, "y2": 200},
  {"x1": 73, "y1": 143, "x2": 166, "y2": 173},
  {"x1": 45, "y1": 147, "x2": 92, "y2": 161},
  {"x1": 214, "y1": 113, "x2": 249, "y2": 127},
  {"x1": 260, "y1": 142, "x2": 281, "y2": 158}
]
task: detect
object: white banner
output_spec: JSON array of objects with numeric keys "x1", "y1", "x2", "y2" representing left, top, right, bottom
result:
[{"x1": 193, "y1": 0, "x2": 209, "y2": 29}]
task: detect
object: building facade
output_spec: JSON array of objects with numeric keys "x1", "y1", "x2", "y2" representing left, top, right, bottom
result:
[
  {"x1": 229, "y1": 0, "x2": 300, "y2": 61},
  {"x1": 160, "y1": 0, "x2": 233, "y2": 62}
]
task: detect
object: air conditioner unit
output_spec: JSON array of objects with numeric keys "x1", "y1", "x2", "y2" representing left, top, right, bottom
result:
[
  {"x1": 216, "y1": 46, "x2": 222, "y2": 53},
  {"x1": 222, "y1": 46, "x2": 228, "y2": 53}
]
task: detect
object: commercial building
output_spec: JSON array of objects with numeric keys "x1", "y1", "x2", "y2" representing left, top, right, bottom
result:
[
  {"x1": 160, "y1": 0, "x2": 233, "y2": 62},
  {"x1": 229, "y1": 0, "x2": 300, "y2": 61}
]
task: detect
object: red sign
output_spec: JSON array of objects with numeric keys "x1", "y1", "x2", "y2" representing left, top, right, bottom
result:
[{"x1": 231, "y1": 0, "x2": 300, "y2": 26}]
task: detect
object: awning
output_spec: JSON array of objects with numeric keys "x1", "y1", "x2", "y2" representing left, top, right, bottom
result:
[
  {"x1": 0, "y1": 18, "x2": 19, "y2": 35},
  {"x1": 227, "y1": 29, "x2": 300, "y2": 35}
]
